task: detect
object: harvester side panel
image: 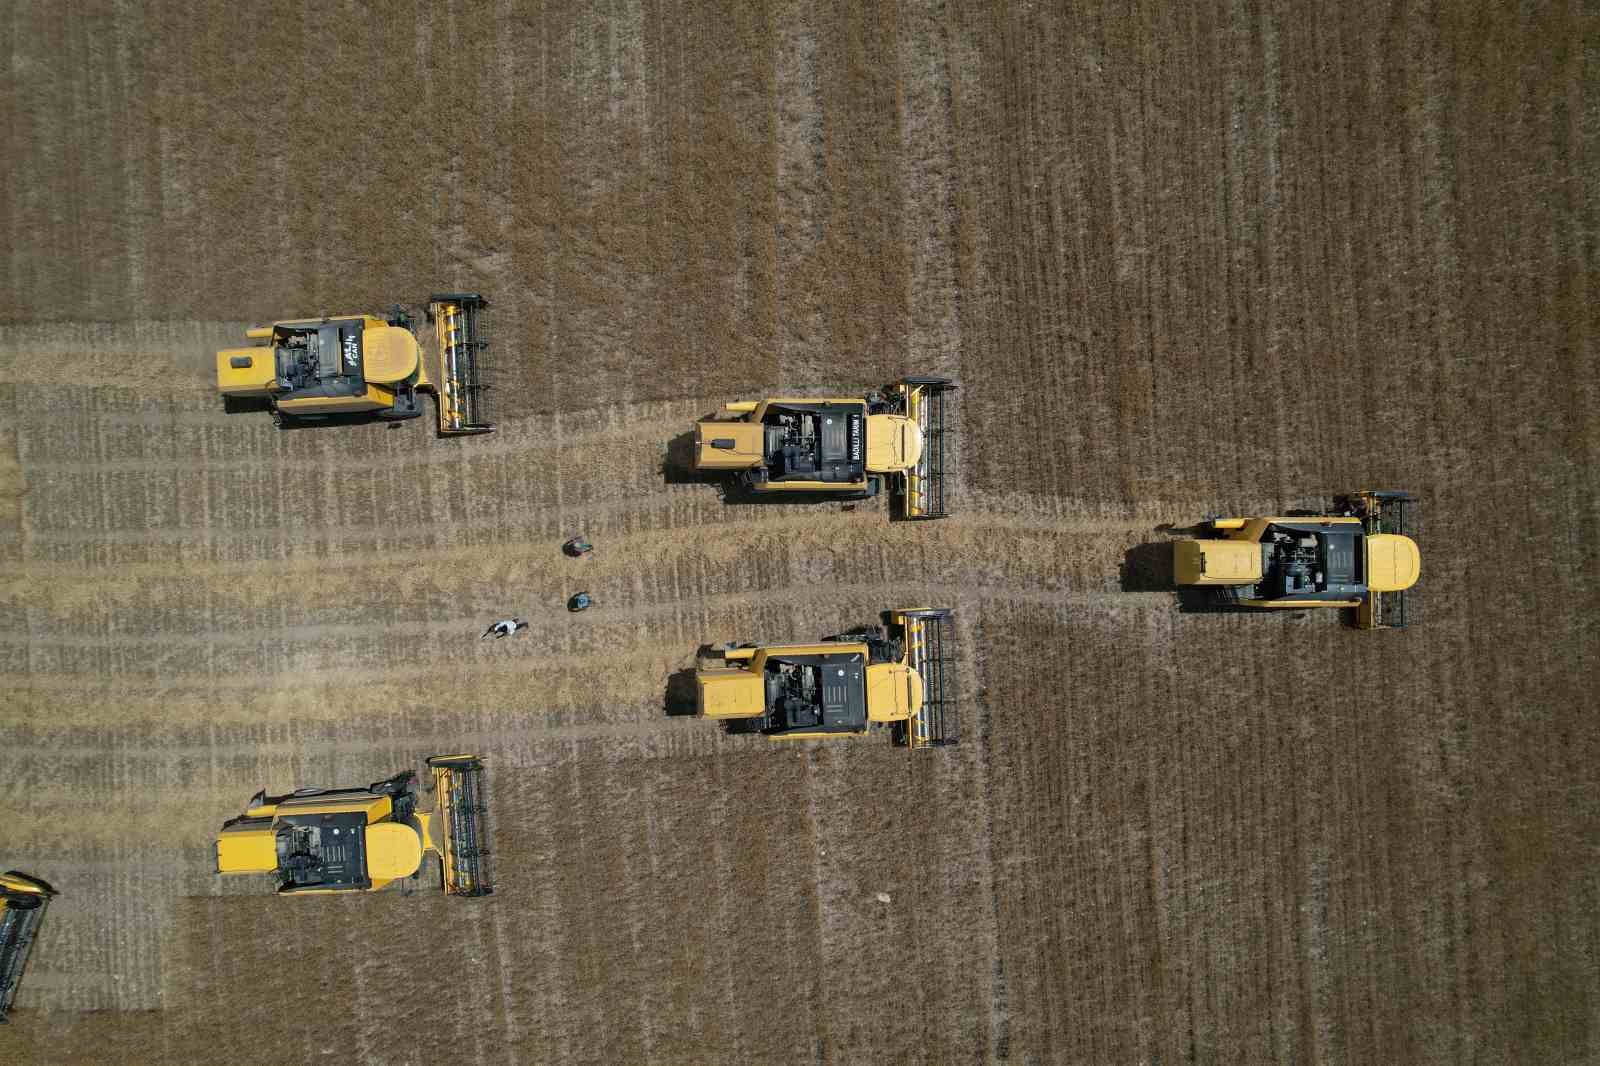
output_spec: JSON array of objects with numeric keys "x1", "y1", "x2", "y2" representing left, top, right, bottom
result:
[
  {"x1": 428, "y1": 756, "x2": 494, "y2": 896},
  {"x1": 895, "y1": 379, "x2": 956, "y2": 519},
  {"x1": 427, "y1": 294, "x2": 494, "y2": 436}
]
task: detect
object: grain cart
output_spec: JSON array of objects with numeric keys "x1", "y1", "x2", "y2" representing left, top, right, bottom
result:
[
  {"x1": 216, "y1": 294, "x2": 492, "y2": 434},
  {"x1": 697, "y1": 608, "x2": 959, "y2": 748},
  {"x1": 0, "y1": 871, "x2": 56, "y2": 1023},
  {"x1": 693, "y1": 378, "x2": 955, "y2": 517},
  {"x1": 215, "y1": 756, "x2": 492, "y2": 897},
  {"x1": 1173, "y1": 491, "x2": 1419, "y2": 628}
]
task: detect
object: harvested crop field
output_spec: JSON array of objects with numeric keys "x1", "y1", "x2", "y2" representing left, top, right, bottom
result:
[{"x1": 1, "y1": 1, "x2": 1595, "y2": 1064}]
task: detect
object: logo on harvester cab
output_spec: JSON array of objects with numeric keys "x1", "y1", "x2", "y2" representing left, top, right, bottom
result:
[
  {"x1": 850, "y1": 415, "x2": 861, "y2": 461},
  {"x1": 342, "y1": 333, "x2": 359, "y2": 371}
]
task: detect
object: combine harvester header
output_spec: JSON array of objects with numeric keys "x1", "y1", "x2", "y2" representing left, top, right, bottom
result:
[
  {"x1": 893, "y1": 378, "x2": 956, "y2": 520},
  {"x1": 0, "y1": 871, "x2": 57, "y2": 1024},
  {"x1": 215, "y1": 755, "x2": 493, "y2": 897},
  {"x1": 425, "y1": 294, "x2": 493, "y2": 436}
]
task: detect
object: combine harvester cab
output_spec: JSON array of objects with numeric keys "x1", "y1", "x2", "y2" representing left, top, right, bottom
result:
[
  {"x1": 691, "y1": 377, "x2": 956, "y2": 519},
  {"x1": 0, "y1": 871, "x2": 57, "y2": 1024},
  {"x1": 1171, "y1": 490, "x2": 1420, "y2": 629},
  {"x1": 214, "y1": 755, "x2": 493, "y2": 898},
  {"x1": 215, "y1": 293, "x2": 493, "y2": 436},
  {"x1": 1349, "y1": 491, "x2": 1418, "y2": 630},
  {"x1": 695, "y1": 607, "x2": 961, "y2": 749}
]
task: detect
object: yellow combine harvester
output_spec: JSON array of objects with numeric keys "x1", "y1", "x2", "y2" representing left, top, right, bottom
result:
[
  {"x1": 216, "y1": 293, "x2": 492, "y2": 434},
  {"x1": 1173, "y1": 491, "x2": 1420, "y2": 628},
  {"x1": 0, "y1": 871, "x2": 56, "y2": 1024},
  {"x1": 693, "y1": 378, "x2": 955, "y2": 518},
  {"x1": 216, "y1": 756, "x2": 492, "y2": 897},
  {"x1": 698, "y1": 608, "x2": 959, "y2": 748}
]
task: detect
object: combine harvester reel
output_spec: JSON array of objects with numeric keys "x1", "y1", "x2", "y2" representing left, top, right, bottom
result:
[
  {"x1": 889, "y1": 608, "x2": 962, "y2": 749},
  {"x1": 0, "y1": 871, "x2": 57, "y2": 1024}
]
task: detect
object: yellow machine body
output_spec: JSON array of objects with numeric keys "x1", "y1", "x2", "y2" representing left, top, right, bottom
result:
[
  {"x1": 1172, "y1": 492, "x2": 1420, "y2": 628},
  {"x1": 691, "y1": 379, "x2": 956, "y2": 517},
  {"x1": 693, "y1": 420, "x2": 766, "y2": 470},
  {"x1": 695, "y1": 608, "x2": 958, "y2": 748},
  {"x1": 696, "y1": 667, "x2": 767, "y2": 718},
  {"x1": 216, "y1": 791, "x2": 418, "y2": 892},
  {"x1": 1173, "y1": 538, "x2": 1263, "y2": 586},
  {"x1": 215, "y1": 296, "x2": 492, "y2": 435},
  {"x1": 216, "y1": 347, "x2": 279, "y2": 395},
  {"x1": 865, "y1": 661, "x2": 923, "y2": 722},
  {"x1": 214, "y1": 756, "x2": 493, "y2": 897},
  {"x1": 1366, "y1": 533, "x2": 1421, "y2": 592},
  {"x1": 863, "y1": 414, "x2": 923, "y2": 473}
]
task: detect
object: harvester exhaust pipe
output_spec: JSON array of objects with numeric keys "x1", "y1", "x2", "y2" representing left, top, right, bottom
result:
[
  {"x1": 0, "y1": 872, "x2": 57, "y2": 1024},
  {"x1": 427, "y1": 755, "x2": 494, "y2": 897}
]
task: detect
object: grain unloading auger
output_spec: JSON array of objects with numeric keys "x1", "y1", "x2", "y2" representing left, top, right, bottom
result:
[
  {"x1": 216, "y1": 293, "x2": 493, "y2": 435},
  {"x1": 0, "y1": 871, "x2": 56, "y2": 1024},
  {"x1": 693, "y1": 377, "x2": 957, "y2": 518},
  {"x1": 697, "y1": 608, "x2": 961, "y2": 749},
  {"x1": 216, "y1": 756, "x2": 493, "y2": 897}
]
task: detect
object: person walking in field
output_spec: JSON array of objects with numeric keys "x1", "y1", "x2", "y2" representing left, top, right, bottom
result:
[
  {"x1": 563, "y1": 535, "x2": 594, "y2": 558},
  {"x1": 567, "y1": 592, "x2": 592, "y2": 612},
  {"x1": 481, "y1": 618, "x2": 528, "y2": 639}
]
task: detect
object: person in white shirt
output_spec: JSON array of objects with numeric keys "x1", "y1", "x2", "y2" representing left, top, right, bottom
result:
[{"x1": 481, "y1": 618, "x2": 528, "y2": 639}]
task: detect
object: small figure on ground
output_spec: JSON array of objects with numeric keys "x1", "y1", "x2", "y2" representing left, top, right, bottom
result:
[
  {"x1": 563, "y1": 535, "x2": 594, "y2": 558},
  {"x1": 567, "y1": 592, "x2": 592, "y2": 612},
  {"x1": 481, "y1": 618, "x2": 528, "y2": 639}
]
